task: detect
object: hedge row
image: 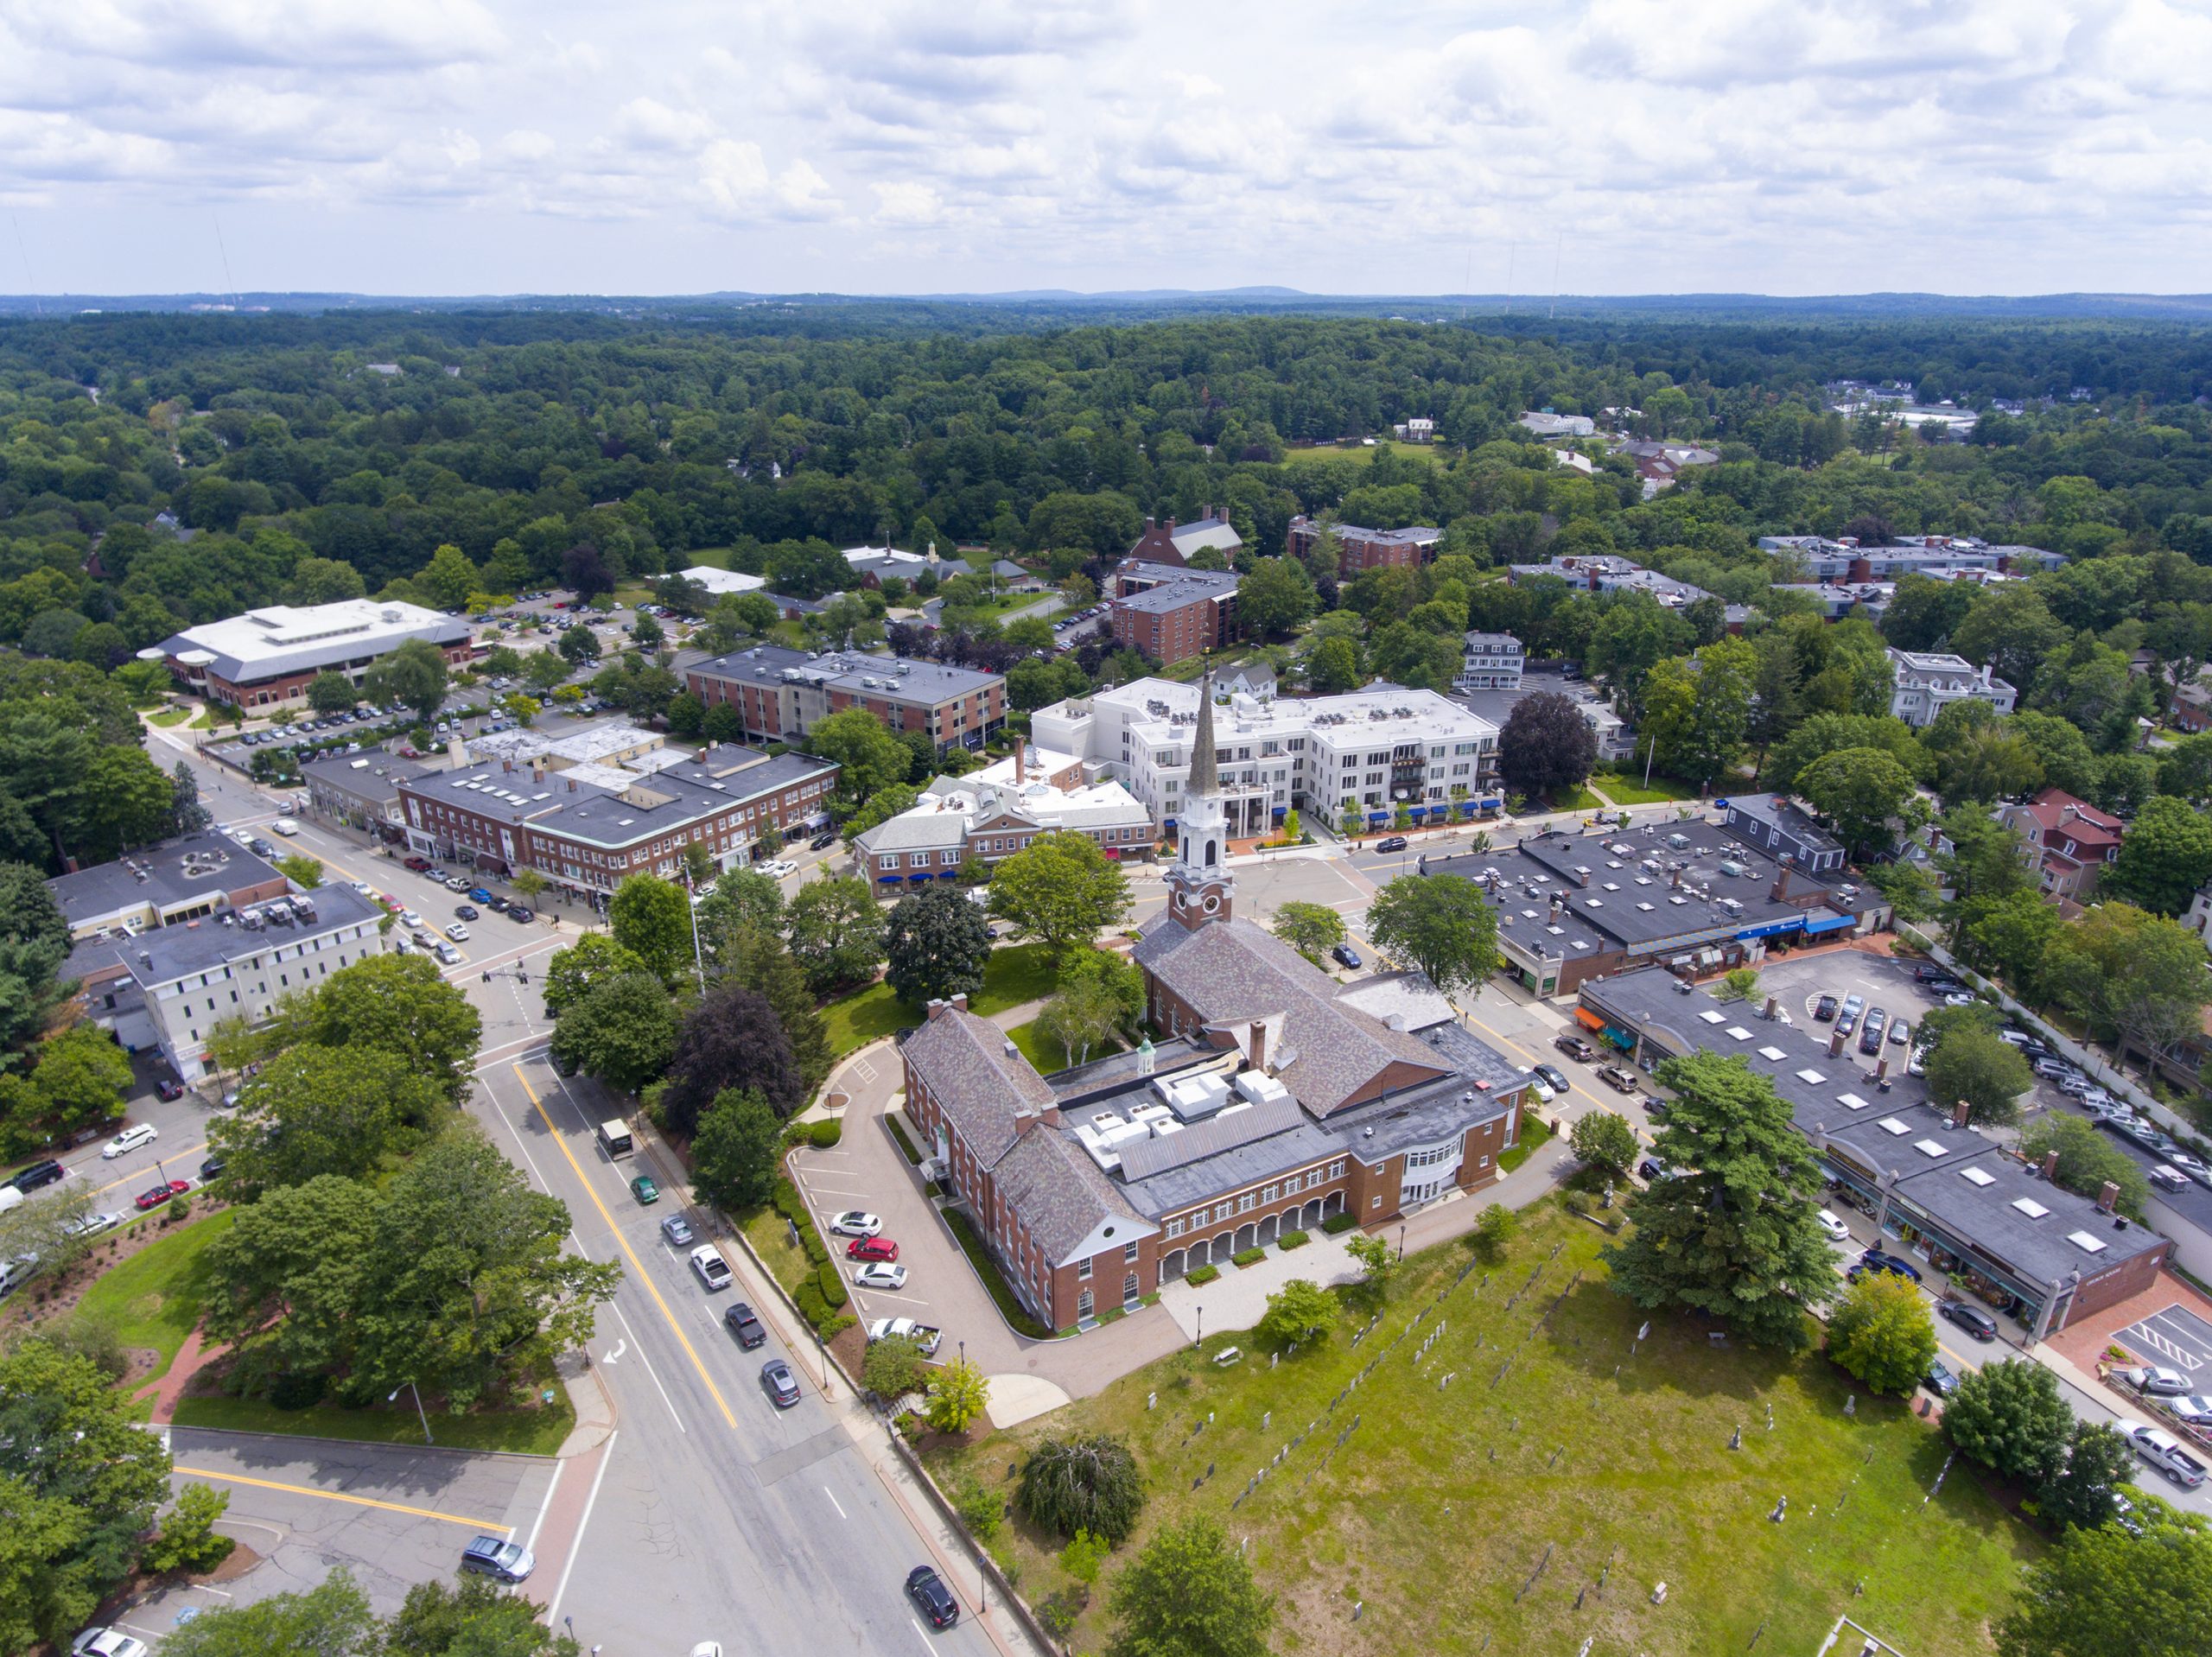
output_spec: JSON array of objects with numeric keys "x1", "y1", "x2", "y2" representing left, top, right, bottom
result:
[
  {"x1": 1320, "y1": 1211, "x2": 1360, "y2": 1235},
  {"x1": 1231, "y1": 1246, "x2": 1265, "y2": 1267},
  {"x1": 1279, "y1": 1228, "x2": 1311, "y2": 1250},
  {"x1": 784, "y1": 1118, "x2": 842, "y2": 1151},
  {"x1": 1186, "y1": 1264, "x2": 1222, "y2": 1286},
  {"x1": 773, "y1": 1178, "x2": 832, "y2": 1267},
  {"x1": 942, "y1": 1207, "x2": 1054, "y2": 1340},
  {"x1": 817, "y1": 1260, "x2": 849, "y2": 1309}
]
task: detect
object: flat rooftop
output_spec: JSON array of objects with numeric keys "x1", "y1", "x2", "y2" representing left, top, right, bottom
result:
[
  {"x1": 49, "y1": 833, "x2": 283, "y2": 930},
  {"x1": 159, "y1": 600, "x2": 470, "y2": 682}
]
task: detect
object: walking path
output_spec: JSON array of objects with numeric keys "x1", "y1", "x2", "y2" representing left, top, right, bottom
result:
[{"x1": 136, "y1": 1327, "x2": 232, "y2": 1425}]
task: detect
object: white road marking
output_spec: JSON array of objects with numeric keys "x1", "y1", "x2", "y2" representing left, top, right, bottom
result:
[
  {"x1": 823, "y1": 1486, "x2": 847, "y2": 1520},
  {"x1": 605, "y1": 1339, "x2": 627, "y2": 1364},
  {"x1": 607, "y1": 1302, "x2": 686, "y2": 1434},
  {"x1": 909, "y1": 1619, "x2": 939, "y2": 1654},
  {"x1": 523, "y1": 1459, "x2": 566, "y2": 1553},
  {"x1": 545, "y1": 1428, "x2": 618, "y2": 1628}
]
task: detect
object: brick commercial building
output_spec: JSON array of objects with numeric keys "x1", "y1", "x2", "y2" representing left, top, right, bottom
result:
[
  {"x1": 1125, "y1": 507, "x2": 1241, "y2": 569},
  {"x1": 1108, "y1": 561, "x2": 1241, "y2": 667},
  {"x1": 682, "y1": 646, "x2": 1005, "y2": 752},
  {"x1": 154, "y1": 600, "x2": 476, "y2": 713},
  {"x1": 897, "y1": 676, "x2": 1530, "y2": 1330},
  {"x1": 396, "y1": 723, "x2": 836, "y2": 898},
  {"x1": 1580, "y1": 966, "x2": 2171, "y2": 1338},
  {"x1": 1286, "y1": 515, "x2": 1442, "y2": 575}
]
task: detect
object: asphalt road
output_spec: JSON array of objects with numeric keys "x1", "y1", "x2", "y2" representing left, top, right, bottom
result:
[{"x1": 470, "y1": 1053, "x2": 1002, "y2": 1657}]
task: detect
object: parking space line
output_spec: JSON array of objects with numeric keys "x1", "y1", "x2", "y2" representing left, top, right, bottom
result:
[
  {"x1": 510, "y1": 1064, "x2": 738, "y2": 1431},
  {"x1": 172, "y1": 1467, "x2": 512, "y2": 1531}
]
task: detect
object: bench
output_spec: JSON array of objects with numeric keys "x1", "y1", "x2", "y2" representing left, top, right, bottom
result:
[{"x1": 1212, "y1": 1346, "x2": 1243, "y2": 1367}]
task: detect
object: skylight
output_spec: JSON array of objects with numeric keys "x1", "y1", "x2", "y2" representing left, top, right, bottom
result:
[
  {"x1": 1837, "y1": 1092, "x2": 1870, "y2": 1111},
  {"x1": 1726, "y1": 1026, "x2": 1753, "y2": 1041},
  {"x1": 2069, "y1": 1229, "x2": 2108, "y2": 1254},
  {"x1": 2012, "y1": 1197, "x2": 2050, "y2": 1218},
  {"x1": 1758, "y1": 1044, "x2": 1789, "y2": 1060},
  {"x1": 1792, "y1": 1066, "x2": 1824, "y2": 1082},
  {"x1": 1669, "y1": 895, "x2": 1688, "y2": 905},
  {"x1": 1878, "y1": 1117, "x2": 1910, "y2": 1136},
  {"x1": 1914, "y1": 1139, "x2": 1948, "y2": 1159},
  {"x1": 1959, "y1": 1166, "x2": 1995, "y2": 1186},
  {"x1": 1699, "y1": 1010, "x2": 1725, "y2": 1025}
]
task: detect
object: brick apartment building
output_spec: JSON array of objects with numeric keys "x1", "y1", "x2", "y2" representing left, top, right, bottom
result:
[
  {"x1": 683, "y1": 646, "x2": 1005, "y2": 752},
  {"x1": 1109, "y1": 561, "x2": 1241, "y2": 667},
  {"x1": 897, "y1": 675, "x2": 1529, "y2": 1330},
  {"x1": 1286, "y1": 515, "x2": 1443, "y2": 575}
]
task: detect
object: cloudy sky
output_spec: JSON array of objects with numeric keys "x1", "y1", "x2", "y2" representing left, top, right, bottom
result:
[{"x1": 3, "y1": 0, "x2": 2209, "y2": 298}]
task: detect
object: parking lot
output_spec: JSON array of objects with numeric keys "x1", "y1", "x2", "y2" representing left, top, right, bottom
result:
[
  {"x1": 1756, "y1": 948, "x2": 1942, "y2": 1063},
  {"x1": 2115, "y1": 1302, "x2": 2212, "y2": 1385}
]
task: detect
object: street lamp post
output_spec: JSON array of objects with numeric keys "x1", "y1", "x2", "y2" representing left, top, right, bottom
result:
[
  {"x1": 390, "y1": 1380, "x2": 432, "y2": 1444},
  {"x1": 1398, "y1": 1224, "x2": 1407, "y2": 1261}
]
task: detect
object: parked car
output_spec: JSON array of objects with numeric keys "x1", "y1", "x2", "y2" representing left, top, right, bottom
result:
[
  {"x1": 2121, "y1": 1365, "x2": 2193, "y2": 1397},
  {"x1": 829, "y1": 1210, "x2": 883, "y2": 1238},
  {"x1": 1836, "y1": 994, "x2": 1863, "y2": 1036},
  {"x1": 2163, "y1": 1394, "x2": 2212, "y2": 1428},
  {"x1": 467, "y1": 887, "x2": 493, "y2": 904},
  {"x1": 1887, "y1": 1019, "x2": 1910, "y2": 1046},
  {"x1": 101, "y1": 1123, "x2": 157, "y2": 1159},
  {"x1": 1940, "y1": 1301, "x2": 1999, "y2": 1342},
  {"x1": 460, "y1": 1535, "x2": 536, "y2": 1583},
  {"x1": 760, "y1": 1357, "x2": 802, "y2": 1409},
  {"x1": 1533, "y1": 1063, "x2": 1571, "y2": 1095},
  {"x1": 10, "y1": 1159, "x2": 64, "y2": 1193},
  {"x1": 1906, "y1": 1043, "x2": 1929, "y2": 1077},
  {"x1": 1815, "y1": 1209, "x2": 1851, "y2": 1243},
  {"x1": 454, "y1": 904, "x2": 480, "y2": 921},
  {"x1": 1858, "y1": 1007, "x2": 1888, "y2": 1054},
  {"x1": 1597, "y1": 1064, "x2": 1640, "y2": 1094},
  {"x1": 1522, "y1": 1070, "x2": 1555, "y2": 1103},
  {"x1": 198, "y1": 1155, "x2": 226, "y2": 1181},
  {"x1": 133, "y1": 1179, "x2": 189, "y2": 1211},
  {"x1": 690, "y1": 1244, "x2": 733, "y2": 1291},
  {"x1": 1374, "y1": 835, "x2": 1408, "y2": 853},
  {"x1": 1331, "y1": 943, "x2": 1363, "y2": 969},
  {"x1": 630, "y1": 1175, "x2": 659, "y2": 1204},
  {"x1": 854, "y1": 1262, "x2": 908, "y2": 1292},
  {"x1": 810, "y1": 831, "x2": 839, "y2": 851},
  {"x1": 906, "y1": 1566, "x2": 960, "y2": 1629},
  {"x1": 506, "y1": 906, "x2": 536, "y2": 924},
  {"x1": 847, "y1": 1235, "x2": 899, "y2": 1262},
  {"x1": 155, "y1": 1077, "x2": 187, "y2": 1101},
  {"x1": 1637, "y1": 1158, "x2": 1672, "y2": 1182},
  {"x1": 2130, "y1": 1424, "x2": 2209, "y2": 1489},
  {"x1": 1554, "y1": 1034, "x2": 1598, "y2": 1063},
  {"x1": 659, "y1": 1214, "x2": 695, "y2": 1248},
  {"x1": 724, "y1": 1301, "x2": 766, "y2": 1349},
  {"x1": 72, "y1": 1630, "x2": 150, "y2": 1657},
  {"x1": 60, "y1": 1210, "x2": 123, "y2": 1241},
  {"x1": 1923, "y1": 1360, "x2": 1960, "y2": 1398},
  {"x1": 1813, "y1": 994, "x2": 1839, "y2": 1022},
  {"x1": 1850, "y1": 1249, "x2": 1923, "y2": 1284},
  {"x1": 404, "y1": 855, "x2": 433, "y2": 872}
]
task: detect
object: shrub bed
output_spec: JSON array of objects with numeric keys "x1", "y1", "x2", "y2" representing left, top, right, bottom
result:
[
  {"x1": 886, "y1": 1114, "x2": 925, "y2": 1164},
  {"x1": 1320, "y1": 1212, "x2": 1359, "y2": 1235},
  {"x1": 1278, "y1": 1228, "x2": 1311, "y2": 1251},
  {"x1": 943, "y1": 1208, "x2": 1054, "y2": 1339},
  {"x1": 817, "y1": 1260, "x2": 850, "y2": 1309},
  {"x1": 1185, "y1": 1263, "x2": 1222, "y2": 1286},
  {"x1": 1231, "y1": 1246, "x2": 1265, "y2": 1267},
  {"x1": 773, "y1": 1177, "x2": 831, "y2": 1267}
]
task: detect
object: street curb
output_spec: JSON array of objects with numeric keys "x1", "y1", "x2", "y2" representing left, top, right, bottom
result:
[{"x1": 165, "y1": 1424, "x2": 560, "y2": 1462}]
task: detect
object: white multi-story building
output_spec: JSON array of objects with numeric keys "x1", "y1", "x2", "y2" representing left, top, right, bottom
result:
[
  {"x1": 1886, "y1": 649, "x2": 2018, "y2": 727},
  {"x1": 1454, "y1": 632, "x2": 1524, "y2": 691},
  {"x1": 1033, "y1": 679, "x2": 1501, "y2": 835}
]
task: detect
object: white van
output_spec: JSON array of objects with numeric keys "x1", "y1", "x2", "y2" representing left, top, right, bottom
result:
[
  {"x1": 596, "y1": 1119, "x2": 635, "y2": 1160},
  {"x1": 271, "y1": 818, "x2": 301, "y2": 836}
]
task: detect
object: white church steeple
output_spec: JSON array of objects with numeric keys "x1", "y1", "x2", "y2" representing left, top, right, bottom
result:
[{"x1": 1166, "y1": 672, "x2": 1235, "y2": 929}]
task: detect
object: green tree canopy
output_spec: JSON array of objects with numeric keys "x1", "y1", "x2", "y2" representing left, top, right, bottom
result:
[
  {"x1": 1923, "y1": 1028, "x2": 2034, "y2": 1127},
  {"x1": 609, "y1": 872, "x2": 695, "y2": 982},
  {"x1": 1018, "y1": 1435, "x2": 1147, "y2": 1546},
  {"x1": 540, "y1": 933, "x2": 648, "y2": 1019},
  {"x1": 988, "y1": 830, "x2": 1131, "y2": 962},
  {"x1": 690, "y1": 1086, "x2": 783, "y2": 1210},
  {"x1": 1365, "y1": 873, "x2": 1497, "y2": 994},
  {"x1": 883, "y1": 884, "x2": 993, "y2": 1005},
  {"x1": 806, "y1": 707, "x2": 911, "y2": 803},
  {"x1": 785, "y1": 874, "x2": 887, "y2": 994},
  {"x1": 1825, "y1": 1271, "x2": 1937, "y2": 1396},
  {"x1": 363, "y1": 637, "x2": 450, "y2": 726},
  {"x1": 210, "y1": 1043, "x2": 445, "y2": 1196},
  {"x1": 1269, "y1": 900, "x2": 1346, "y2": 966},
  {"x1": 1568, "y1": 1110, "x2": 1640, "y2": 1178},
  {"x1": 1257, "y1": 1277, "x2": 1337, "y2": 1348},
  {"x1": 1105, "y1": 1516, "x2": 1274, "y2": 1657},
  {"x1": 550, "y1": 970, "x2": 680, "y2": 1095},
  {"x1": 301, "y1": 954, "x2": 483, "y2": 1105},
  {"x1": 1793, "y1": 746, "x2": 1919, "y2": 861},
  {"x1": 2018, "y1": 1113, "x2": 2149, "y2": 1220},
  {"x1": 1996, "y1": 1505, "x2": 2212, "y2": 1657},
  {"x1": 1945, "y1": 1358, "x2": 2074, "y2": 1485},
  {"x1": 2102, "y1": 795, "x2": 2212, "y2": 917}
]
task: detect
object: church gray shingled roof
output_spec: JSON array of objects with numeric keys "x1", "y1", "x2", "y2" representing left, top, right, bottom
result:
[
  {"x1": 1134, "y1": 916, "x2": 1452, "y2": 1116},
  {"x1": 900, "y1": 1005, "x2": 1058, "y2": 1166},
  {"x1": 994, "y1": 1126, "x2": 1147, "y2": 1266}
]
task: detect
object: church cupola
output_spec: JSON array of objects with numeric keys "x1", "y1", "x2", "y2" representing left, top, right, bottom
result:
[{"x1": 1166, "y1": 672, "x2": 1235, "y2": 929}]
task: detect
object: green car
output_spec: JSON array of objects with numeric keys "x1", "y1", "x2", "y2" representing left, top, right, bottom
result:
[{"x1": 630, "y1": 1175, "x2": 659, "y2": 1204}]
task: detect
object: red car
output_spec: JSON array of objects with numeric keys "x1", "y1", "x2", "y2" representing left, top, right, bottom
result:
[
  {"x1": 155, "y1": 1078, "x2": 187, "y2": 1101},
  {"x1": 134, "y1": 1179, "x2": 190, "y2": 1211},
  {"x1": 404, "y1": 855, "x2": 432, "y2": 873},
  {"x1": 846, "y1": 1235, "x2": 899, "y2": 1263}
]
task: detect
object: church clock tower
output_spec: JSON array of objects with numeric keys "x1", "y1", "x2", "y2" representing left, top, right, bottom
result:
[{"x1": 1166, "y1": 673, "x2": 1235, "y2": 930}]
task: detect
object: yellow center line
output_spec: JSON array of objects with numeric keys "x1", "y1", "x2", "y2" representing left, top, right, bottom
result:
[
  {"x1": 507, "y1": 1063, "x2": 739, "y2": 1431},
  {"x1": 173, "y1": 1466, "x2": 511, "y2": 1532},
  {"x1": 90, "y1": 1143, "x2": 208, "y2": 1198}
]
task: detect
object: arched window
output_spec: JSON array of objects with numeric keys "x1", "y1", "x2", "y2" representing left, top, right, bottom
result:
[{"x1": 1205, "y1": 838, "x2": 1217, "y2": 867}]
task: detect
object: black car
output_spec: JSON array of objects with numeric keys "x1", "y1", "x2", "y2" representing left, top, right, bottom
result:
[
  {"x1": 810, "y1": 831, "x2": 839, "y2": 851},
  {"x1": 198, "y1": 1154, "x2": 226, "y2": 1182},
  {"x1": 1813, "y1": 994, "x2": 1839, "y2": 1022},
  {"x1": 10, "y1": 1159, "x2": 64, "y2": 1193},
  {"x1": 1331, "y1": 943, "x2": 1363, "y2": 970},
  {"x1": 725, "y1": 1302, "x2": 766, "y2": 1349},
  {"x1": 506, "y1": 907, "x2": 536, "y2": 925},
  {"x1": 760, "y1": 1358, "x2": 801, "y2": 1409},
  {"x1": 1851, "y1": 1248, "x2": 1923, "y2": 1285},
  {"x1": 906, "y1": 1565, "x2": 959, "y2": 1629},
  {"x1": 1637, "y1": 1158, "x2": 1672, "y2": 1182},
  {"x1": 1374, "y1": 835, "x2": 1408, "y2": 853},
  {"x1": 454, "y1": 905, "x2": 480, "y2": 921},
  {"x1": 1924, "y1": 1360, "x2": 1960, "y2": 1399},
  {"x1": 1533, "y1": 1063, "x2": 1571, "y2": 1095},
  {"x1": 1940, "y1": 1300, "x2": 1999, "y2": 1342}
]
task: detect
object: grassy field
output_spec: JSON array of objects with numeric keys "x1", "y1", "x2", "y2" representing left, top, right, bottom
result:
[
  {"x1": 823, "y1": 943, "x2": 1062, "y2": 1059},
  {"x1": 1590, "y1": 770, "x2": 1704, "y2": 805},
  {"x1": 925, "y1": 1204, "x2": 2035, "y2": 1655},
  {"x1": 1285, "y1": 440, "x2": 1445, "y2": 466},
  {"x1": 172, "y1": 1392, "x2": 574, "y2": 1456},
  {"x1": 73, "y1": 1209, "x2": 236, "y2": 1385},
  {"x1": 1542, "y1": 784, "x2": 1606, "y2": 813},
  {"x1": 1006, "y1": 1019, "x2": 1124, "y2": 1076},
  {"x1": 148, "y1": 706, "x2": 209, "y2": 729}
]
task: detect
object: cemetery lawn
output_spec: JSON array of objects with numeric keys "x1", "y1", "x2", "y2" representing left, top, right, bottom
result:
[{"x1": 924, "y1": 1203, "x2": 2035, "y2": 1656}]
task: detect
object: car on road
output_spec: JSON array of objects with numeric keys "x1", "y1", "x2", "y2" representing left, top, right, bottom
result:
[
  {"x1": 1923, "y1": 1360, "x2": 1960, "y2": 1399},
  {"x1": 906, "y1": 1565, "x2": 960, "y2": 1629},
  {"x1": 73, "y1": 1629, "x2": 150, "y2": 1657},
  {"x1": 1814, "y1": 994, "x2": 1839, "y2": 1022},
  {"x1": 445, "y1": 923, "x2": 470, "y2": 941},
  {"x1": 101, "y1": 1123, "x2": 157, "y2": 1159},
  {"x1": 690, "y1": 1244, "x2": 733, "y2": 1291},
  {"x1": 759, "y1": 1357, "x2": 801, "y2": 1409},
  {"x1": 155, "y1": 1077, "x2": 187, "y2": 1101},
  {"x1": 809, "y1": 831, "x2": 839, "y2": 851},
  {"x1": 2121, "y1": 1365, "x2": 2192, "y2": 1397},
  {"x1": 1554, "y1": 1034, "x2": 1598, "y2": 1063},
  {"x1": 460, "y1": 1534, "x2": 536, "y2": 1583},
  {"x1": 724, "y1": 1302, "x2": 766, "y2": 1349},
  {"x1": 2130, "y1": 1424, "x2": 2209, "y2": 1489},
  {"x1": 404, "y1": 855, "x2": 433, "y2": 872},
  {"x1": 1374, "y1": 835, "x2": 1408, "y2": 853},
  {"x1": 848, "y1": 1235, "x2": 899, "y2": 1262},
  {"x1": 133, "y1": 1179, "x2": 189, "y2": 1211},
  {"x1": 400, "y1": 910, "x2": 423, "y2": 927},
  {"x1": 630, "y1": 1175, "x2": 659, "y2": 1204},
  {"x1": 445, "y1": 875, "x2": 471, "y2": 891},
  {"x1": 1522, "y1": 1070, "x2": 1555, "y2": 1103},
  {"x1": 270, "y1": 817, "x2": 300, "y2": 836},
  {"x1": 1533, "y1": 1063, "x2": 1571, "y2": 1095},
  {"x1": 1637, "y1": 1158, "x2": 1672, "y2": 1182},
  {"x1": 467, "y1": 886, "x2": 493, "y2": 904},
  {"x1": 454, "y1": 904, "x2": 480, "y2": 920},
  {"x1": 829, "y1": 1209, "x2": 882, "y2": 1238},
  {"x1": 199, "y1": 1154, "x2": 226, "y2": 1181},
  {"x1": 853, "y1": 1262, "x2": 908, "y2": 1291},
  {"x1": 1850, "y1": 1249, "x2": 1923, "y2": 1284},
  {"x1": 1816, "y1": 1209, "x2": 1851, "y2": 1243},
  {"x1": 1940, "y1": 1301, "x2": 1999, "y2": 1342},
  {"x1": 659, "y1": 1214, "x2": 695, "y2": 1248},
  {"x1": 1596, "y1": 1064, "x2": 1639, "y2": 1093},
  {"x1": 1331, "y1": 943, "x2": 1363, "y2": 969},
  {"x1": 506, "y1": 906, "x2": 536, "y2": 924}
]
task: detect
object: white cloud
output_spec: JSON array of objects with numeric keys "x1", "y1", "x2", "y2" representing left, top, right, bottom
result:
[{"x1": 2, "y1": 0, "x2": 2209, "y2": 293}]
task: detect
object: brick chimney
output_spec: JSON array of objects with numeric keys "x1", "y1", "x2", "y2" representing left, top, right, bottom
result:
[
  {"x1": 1013, "y1": 734, "x2": 1026, "y2": 778},
  {"x1": 925, "y1": 998, "x2": 947, "y2": 1021},
  {"x1": 1770, "y1": 866, "x2": 1792, "y2": 904},
  {"x1": 950, "y1": 993, "x2": 969, "y2": 1013},
  {"x1": 1951, "y1": 1099, "x2": 1970, "y2": 1128},
  {"x1": 2097, "y1": 1180, "x2": 2120, "y2": 1213},
  {"x1": 1576, "y1": 868, "x2": 1590, "y2": 888},
  {"x1": 1671, "y1": 867, "x2": 1682, "y2": 890},
  {"x1": 1762, "y1": 994, "x2": 1778, "y2": 1022},
  {"x1": 2042, "y1": 1149, "x2": 2060, "y2": 1180},
  {"x1": 1249, "y1": 1019, "x2": 1269, "y2": 1074},
  {"x1": 1828, "y1": 1027, "x2": 1846, "y2": 1059},
  {"x1": 1875, "y1": 1057, "x2": 1889, "y2": 1081}
]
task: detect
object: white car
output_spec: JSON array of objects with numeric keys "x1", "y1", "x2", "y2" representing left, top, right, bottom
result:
[
  {"x1": 73, "y1": 1631, "x2": 149, "y2": 1657},
  {"x1": 352, "y1": 879, "x2": 375, "y2": 896},
  {"x1": 271, "y1": 817, "x2": 301, "y2": 836},
  {"x1": 853, "y1": 1262, "x2": 908, "y2": 1292},
  {"x1": 1521, "y1": 1070, "x2": 1556, "y2": 1103},
  {"x1": 690, "y1": 1244, "x2": 732, "y2": 1291},
  {"x1": 60, "y1": 1211, "x2": 123, "y2": 1240},
  {"x1": 101, "y1": 1124, "x2": 157, "y2": 1159},
  {"x1": 401, "y1": 910, "x2": 423, "y2": 927},
  {"x1": 1816, "y1": 1209, "x2": 1851, "y2": 1244},
  {"x1": 445, "y1": 923, "x2": 470, "y2": 942},
  {"x1": 434, "y1": 943, "x2": 463, "y2": 965},
  {"x1": 2164, "y1": 1394, "x2": 2212, "y2": 1427},
  {"x1": 828, "y1": 1209, "x2": 882, "y2": 1238}
]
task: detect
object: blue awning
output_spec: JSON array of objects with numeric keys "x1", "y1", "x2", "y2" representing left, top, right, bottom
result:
[
  {"x1": 1408, "y1": 806, "x2": 1428, "y2": 819},
  {"x1": 1736, "y1": 916, "x2": 1805, "y2": 941},
  {"x1": 1478, "y1": 797, "x2": 1503, "y2": 808},
  {"x1": 1272, "y1": 806, "x2": 1287, "y2": 819},
  {"x1": 1163, "y1": 818, "x2": 1178, "y2": 831},
  {"x1": 1369, "y1": 811, "x2": 1389, "y2": 823},
  {"x1": 877, "y1": 874, "x2": 903, "y2": 884},
  {"x1": 1803, "y1": 911, "x2": 1856, "y2": 935}
]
